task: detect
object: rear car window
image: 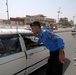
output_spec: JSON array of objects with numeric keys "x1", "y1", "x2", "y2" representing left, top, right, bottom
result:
[{"x1": 0, "y1": 35, "x2": 21, "y2": 57}]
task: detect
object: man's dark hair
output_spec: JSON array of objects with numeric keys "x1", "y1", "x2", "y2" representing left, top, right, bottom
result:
[{"x1": 30, "y1": 21, "x2": 41, "y2": 28}]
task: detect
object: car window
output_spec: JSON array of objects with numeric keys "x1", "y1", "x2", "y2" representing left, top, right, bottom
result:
[
  {"x1": 23, "y1": 35, "x2": 44, "y2": 50},
  {"x1": 0, "y1": 36, "x2": 21, "y2": 57}
]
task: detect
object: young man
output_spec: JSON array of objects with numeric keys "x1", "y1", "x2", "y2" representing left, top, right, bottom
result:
[{"x1": 30, "y1": 21, "x2": 65, "y2": 75}]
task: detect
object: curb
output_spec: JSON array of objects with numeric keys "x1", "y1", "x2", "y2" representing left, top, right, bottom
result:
[{"x1": 53, "y1": 30, "x2": 71, "y2": 33}]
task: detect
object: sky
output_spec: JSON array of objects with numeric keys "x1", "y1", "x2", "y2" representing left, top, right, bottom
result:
[{"x1": 0, "y1": 0, "x2": 76, "y2": 23}]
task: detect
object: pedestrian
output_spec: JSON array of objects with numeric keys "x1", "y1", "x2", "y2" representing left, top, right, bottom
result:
[{"x1": 30, "y1": 21, "x2": 65, "y2": 75}]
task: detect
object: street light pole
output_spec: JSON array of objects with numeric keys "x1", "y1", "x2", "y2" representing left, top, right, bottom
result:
[
  {"x1": 57, "y1": 7, "x2": 63, "y2": 27},
  {"x1": 73, "y1": 15, "x2": 75, "y2": 26},
  {"x1": 6, "y1": 0, "x2": 9, "y2": 21},
  {"x1": 57, "y1": 7, "x2": 61, "y2": 23},
  {"x1": 6, "y1": 0, "x2": 11, "y2": 28}
]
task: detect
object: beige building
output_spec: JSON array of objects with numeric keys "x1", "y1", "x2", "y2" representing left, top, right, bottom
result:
[
  {"x1": 0, "y1": 14, "x2": 57, "y2": 29},
  {"x1": 24, "y1": 14, "x2": 46, "y2": 25},
  {"x1": 45, "y1": 18, "x2": 57, "y2": 30},
  {"x1": 24, "y1": 14, "x2": 57, "y2": 29}
]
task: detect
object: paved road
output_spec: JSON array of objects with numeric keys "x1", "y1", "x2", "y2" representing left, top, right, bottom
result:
[
  {"x1": 60, "y1": 32, "x2": 76, "y2": 75},
  {"x1": 29, "y1": 31, "x2": 76, "y2": 75}
]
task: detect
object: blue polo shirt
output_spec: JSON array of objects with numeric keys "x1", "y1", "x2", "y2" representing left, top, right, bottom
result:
[{"x1": 36, "y1": 29, "x2": 64, "y2": 51}]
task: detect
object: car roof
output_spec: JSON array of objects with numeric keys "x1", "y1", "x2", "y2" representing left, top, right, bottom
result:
[{"x1": 0, "y1": 29, "x2": 33, "y2": 35}]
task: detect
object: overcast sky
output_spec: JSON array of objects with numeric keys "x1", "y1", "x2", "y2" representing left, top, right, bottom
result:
[{"x1": 0, "y1": 0, "x2": 76, "y2": 23}]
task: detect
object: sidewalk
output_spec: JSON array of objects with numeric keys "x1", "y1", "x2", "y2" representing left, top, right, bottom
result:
[{"x1": 53, "y1": 28, "x2": 71, "y2": 33}]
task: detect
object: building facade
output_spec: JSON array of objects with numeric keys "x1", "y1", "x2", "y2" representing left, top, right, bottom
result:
[
  {"x1": 1, "y1": 14, "x2": 57, "y2": 29},
  {"x1": 24, "y1": 14, "x2": 46, "y2": 25},
  {"x1": 10, "y1": 18, "x2": 25, "y2": 25},
  {"x1": 24, "y1": 14, "x2": 57, "y2": 29}
]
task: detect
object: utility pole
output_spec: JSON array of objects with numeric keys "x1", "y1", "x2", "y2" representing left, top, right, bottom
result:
[
  {"x1": 57, "y1": 7, "x2": 62, "y2": 26},
  {"x1": 73, "y1": 15, "x2": 75, "y2": 26},
  {"x1": 57, "y1": 7, "x2": 60, "y2": 23},
  {"x1": 6, "y1": 0, "x2": 9, "y2": 23},
  {"x1": 6, "y1": 0, "x2": 11, "y2": 28}
]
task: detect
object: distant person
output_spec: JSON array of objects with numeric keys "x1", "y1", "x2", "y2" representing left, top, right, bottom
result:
[{"x1": 30, "y1": 21, "x2": 65, "y2": 75}]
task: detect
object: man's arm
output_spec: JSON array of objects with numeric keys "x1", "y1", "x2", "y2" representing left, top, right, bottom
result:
[
  {"x1": 59, "y1": 46, "x2": 64, "y2": 54},
  {"x1": 31, "y1": 42, "x2": 37, "y2": 46},
  {"x1": 59, "y1": 46, "x2": 65, "y2": 63}
]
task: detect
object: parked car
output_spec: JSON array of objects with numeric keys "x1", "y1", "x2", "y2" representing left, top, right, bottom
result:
[
  {"x1": 61, "y1": 26, "x2": 66, "y2": 28},
  {"x1": 24, "y1": 25, "x2": 31, "y2": 30},
  {"x1": 71, "y1": 26, "x2": 76, "y2": 32},
  {"x1": 0, "y1": 29, "x2": 49, "y2": 75}
]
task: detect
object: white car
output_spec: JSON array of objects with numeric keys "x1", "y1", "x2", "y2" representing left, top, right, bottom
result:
[
  {"x1": 0, "y1": 29, "x2": 49, "y2": 75},
  {"x1": 24, "y1": 25, "x2": 31, "y2": 30},
  {"x1": 71, "y1": 26, "x2": 76, "y2": 32}
]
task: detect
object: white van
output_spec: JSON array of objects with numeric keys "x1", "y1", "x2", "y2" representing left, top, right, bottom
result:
[{"x1": 0, "y1": 29, "x2": 49, "y2": 75}]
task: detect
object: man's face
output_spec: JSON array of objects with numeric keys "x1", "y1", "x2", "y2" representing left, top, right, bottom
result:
[{"x1": 31, "y1": 26, "x2": 40, "y2": 34}]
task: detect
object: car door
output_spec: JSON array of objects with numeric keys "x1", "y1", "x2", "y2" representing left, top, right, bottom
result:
[
  {"x1": 22, "y1": 35, "x2": 49, "y2": 74},
  {"x1": 0, "y1": 34, "x2": 27, "y2": 75}
]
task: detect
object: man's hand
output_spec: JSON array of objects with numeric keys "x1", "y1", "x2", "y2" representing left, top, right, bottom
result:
[
  {"x1": 30, "y1": 42, "x2": 37, "y2": 46},
  {"x1": 59, "y1": 52, "x2": 65, "y2": 63},
  {"x1": 59, "y1": 47, "x2": 65, "y2": 63}
]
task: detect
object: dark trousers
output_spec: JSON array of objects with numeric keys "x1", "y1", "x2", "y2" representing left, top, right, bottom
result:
[{"x1": 46, "y1": 50, "x2": 63, "y2": 75}]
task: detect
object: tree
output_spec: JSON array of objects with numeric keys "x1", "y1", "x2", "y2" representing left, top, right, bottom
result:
[
  {"x1": 59, "y1": 17, "x2": 73, "y2": 27},
  {"x1": 69, "y1": 20, "x2": 73, "y2": 26}
]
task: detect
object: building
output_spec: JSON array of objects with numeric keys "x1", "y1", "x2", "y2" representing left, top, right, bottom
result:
[
  {"x1": 3, "y1": 14, "x2": 57, "y2": 30},
  {"x1": 43, "y1": 18, "x2": 57, "y2": 30},
  {"x1": 24, "y1": 14, "x2": 57, "y2": 29},
  {"x1": 0, "y1": 19, "x2": 3, "y2": 24},
  {"x1": 10, "y1": 17, "x2": 25, "y2": 25},
  {"x1": 24, "y1": 14, "x2": 46, "y2": 25}
]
